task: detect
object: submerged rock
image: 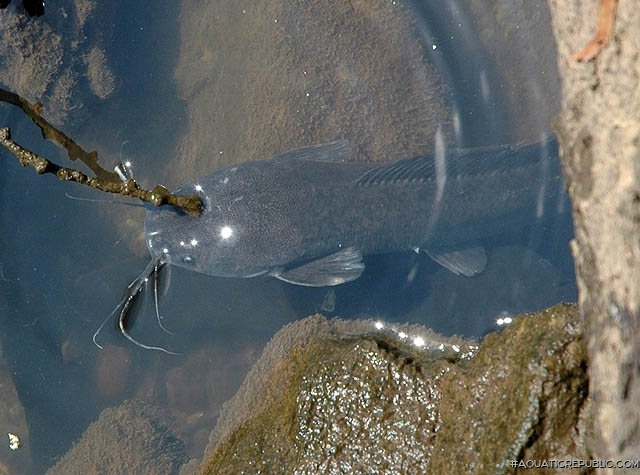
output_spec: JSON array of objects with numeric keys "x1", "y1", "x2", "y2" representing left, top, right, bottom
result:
[
  {"x1": 43, "y1": 306, "x2": 588, "y2": 474},
  {"x1": 0, "y1": 0, "x2": 115, "y2": 126},
  {"x1": 46, "y1": 400, "x2": 186, "y2": 475},
  {"x1": 196, "y1": 304, "x2": 589, "y2": 474},
  {"x1": 171, "y1": 0, "x2": 451, "y2": 187}
]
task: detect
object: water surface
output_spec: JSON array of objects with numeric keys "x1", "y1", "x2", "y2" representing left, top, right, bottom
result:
[{"x1": 0, "y1": 0, "x2": 575, "y2": 471}]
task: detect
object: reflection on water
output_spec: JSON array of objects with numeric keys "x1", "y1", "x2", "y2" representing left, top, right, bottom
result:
[{"x1": 0, "y1": 0, "x2": 574, "y2": 472}]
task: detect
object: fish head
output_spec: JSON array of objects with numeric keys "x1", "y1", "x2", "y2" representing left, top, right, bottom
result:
[{"x1": 145, "y1": 164, "x2": 305, "y2": 278}]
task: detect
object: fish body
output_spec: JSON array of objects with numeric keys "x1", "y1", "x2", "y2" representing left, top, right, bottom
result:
[{"x1": 145, "y1": 136, "x2": 562, "y2": 286}]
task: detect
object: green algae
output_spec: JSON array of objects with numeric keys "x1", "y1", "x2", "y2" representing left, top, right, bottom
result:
[{"x1": 432, "y1": 304, "x2": 590, "y2": 474}]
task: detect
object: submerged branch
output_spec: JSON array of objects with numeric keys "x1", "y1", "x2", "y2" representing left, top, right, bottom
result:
[
  {"x1": 0, "y1": 87, "x2": 118, "y2": 181},
  {"x1": 0, "y1": 87, "x2": 202, "y2": 215},
  {"x1": 0, "y1": 128, "x2": 202, "y2": 214}
]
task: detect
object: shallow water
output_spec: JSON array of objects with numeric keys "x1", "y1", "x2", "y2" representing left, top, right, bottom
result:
[{"x1": 0, "y1": 0, "x2": 575, "y2": 472}]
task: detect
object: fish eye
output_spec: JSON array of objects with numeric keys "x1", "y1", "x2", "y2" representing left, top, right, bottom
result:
[{"x1": 182, "y1": 255, "x2": 195, "y2": 265}]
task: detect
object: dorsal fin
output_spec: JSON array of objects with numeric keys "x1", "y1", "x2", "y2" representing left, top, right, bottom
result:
[
  {"x1": 356, "y1": 155, "x2": 436, "y2": 186},
  {"x1": 356, "y1": 135, "x2": 558, "y2": 187},
  {"x1": 272, "y1": 140, "x2": 350, "y2": 163}
]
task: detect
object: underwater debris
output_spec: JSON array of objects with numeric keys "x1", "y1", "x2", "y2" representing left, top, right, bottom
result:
[
  {"x1": 7, "y1": 432, "x2": 20, "y2": 451},
  {"x1": 0, "y1": 87, "x2": 203, "y2": 215}
]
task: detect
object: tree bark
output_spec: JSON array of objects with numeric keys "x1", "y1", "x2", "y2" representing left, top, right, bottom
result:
[{"x1": 548, "y1": 0, "x2": 640, "y2": 470}]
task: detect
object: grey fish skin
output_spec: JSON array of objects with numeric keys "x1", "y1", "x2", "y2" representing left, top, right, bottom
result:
[{"x1": 145, "y1": 136, "x2": 563, "y2": 286}]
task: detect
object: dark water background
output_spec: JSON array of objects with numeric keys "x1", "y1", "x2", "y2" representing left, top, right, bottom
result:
[{"x1": 0, "y1": 0, "x2": 575, "y2": 471}]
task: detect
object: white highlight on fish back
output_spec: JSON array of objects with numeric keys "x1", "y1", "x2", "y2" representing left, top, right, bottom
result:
[
  {"x1": 220, "y1": 225, "x2": 233, "y2": 240},
  {"x1": 433, "y1": 128, "x2": 447, "y2": 208},
  {"x1": 426, "y1": 127, "x2": 447, "y2": 235}
]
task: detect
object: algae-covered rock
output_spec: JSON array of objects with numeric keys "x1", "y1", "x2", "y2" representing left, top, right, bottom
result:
[
  {"x1": 197, "y1": 304, "x2": 589, "y2": 474},
  {"x1": 47, "y1": 400, "x2": 186, "y2": 475},
  {"x1": 0, "y1": 0, "x2": 115, "y2": 126},
  {"x1": 432, "y1": 304, "x2": 589, "y2": 474}
]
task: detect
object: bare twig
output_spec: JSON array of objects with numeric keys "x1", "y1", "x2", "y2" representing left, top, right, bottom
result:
[
  {"x1": 0, "y1": 87, "x2": 203, "y2": 215},
  {"x1": 0, "y1": 87, "x2": 119, "y2": 181},
  {"x1": 0, "y1": 128, "x2": 202, "y2": 214}
]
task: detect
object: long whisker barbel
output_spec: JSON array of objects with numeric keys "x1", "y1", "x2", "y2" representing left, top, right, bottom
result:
[
  {"x1": 152, "y1": 259, "x2": 174, "y2": 336},
  {"x1": 93, "y1": 255, "x2": 181, "y2": 355}
]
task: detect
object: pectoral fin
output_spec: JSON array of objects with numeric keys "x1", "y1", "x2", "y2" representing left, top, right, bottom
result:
[
  {"x1": 426, "y1": 246, "x2": 487, "y2": 277},
  {"x1": 272, "y1": 247, "x2": 365, "y2": 286}
]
